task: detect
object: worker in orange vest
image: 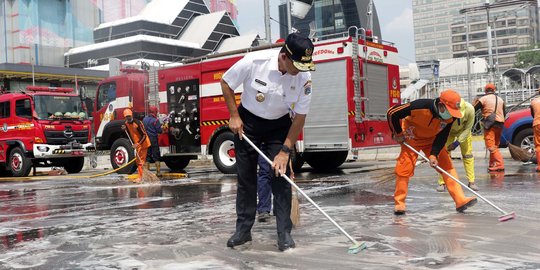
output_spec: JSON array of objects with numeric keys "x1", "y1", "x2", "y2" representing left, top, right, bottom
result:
[
  {"x1": 387, "y1": 90, "x2": 477, "y2": 215},
  {"x1": 122, "y1": 108, "x2": 151, "y2": 183},
  {"x1": 474, "y1": 83, "x2": 506, "y2": 172},
  {"x1": 530, "y1": 90, "x2": 540, "y2": 171}
]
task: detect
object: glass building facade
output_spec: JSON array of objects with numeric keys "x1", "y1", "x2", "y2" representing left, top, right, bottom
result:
[
  {"x1": 0, "y1": 0, "x2": 150, "y2": 66},
  {"x1": 278, "y1": 0, "x2": 381, "y2": 40}
]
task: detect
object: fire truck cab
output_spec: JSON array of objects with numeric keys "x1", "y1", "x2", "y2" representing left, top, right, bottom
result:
[
  {"x1": 93, "y1": 28, "x2": 401, "y2": 174},
  {"x1": 0, "y1": 86, "x2": 94, "y2": 177}
]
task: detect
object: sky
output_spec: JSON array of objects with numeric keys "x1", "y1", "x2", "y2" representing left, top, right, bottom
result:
[{"x1": 235, "y1": 0, "x2": 416, "y2": 65}]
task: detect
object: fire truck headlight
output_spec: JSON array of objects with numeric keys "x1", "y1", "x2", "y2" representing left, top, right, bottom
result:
[{"x1": 37, "y1": 146, "x2": 49, "y2": 152}]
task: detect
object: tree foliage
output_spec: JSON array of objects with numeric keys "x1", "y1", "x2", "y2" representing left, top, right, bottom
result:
[{"x1": 514, "y1": 44, "x2": 540, "y2": 68}]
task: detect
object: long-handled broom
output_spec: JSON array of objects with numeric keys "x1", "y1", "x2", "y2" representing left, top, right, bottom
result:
[
  {"x1": 508, "y1": 143, "x2": 533, "y2": 162},
  {"x1": 403, "y1": 142, "x2": 515, "y2": 222},
  {"x1": 242, "y1": 135, "x2": 366, "y2": 254},
  {"x1": 125, "y1": 130, "x2": 160, "y2": 183}
]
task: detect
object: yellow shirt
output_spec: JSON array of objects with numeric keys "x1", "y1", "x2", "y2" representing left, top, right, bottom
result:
[{"x1": 449, "y1": 99, "x2": 475, "y2": 142}]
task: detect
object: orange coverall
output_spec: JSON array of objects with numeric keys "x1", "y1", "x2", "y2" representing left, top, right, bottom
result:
[
  {"x1": 474, "y1": 94, "x2": 506, "y2": 171},
  {"x1": 125, "y1": 119, "x2": 151, "y2": 179},
  {"x1": 387, "y1": 99, "x2": 476, "y2": 213},
  {"x1": 530, "y1": 97, "x2": 540, "y2": 170}
]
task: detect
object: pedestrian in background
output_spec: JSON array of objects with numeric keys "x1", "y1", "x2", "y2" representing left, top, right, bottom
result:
[
  {"x1": 387, "y1": 90, "x2": 477, "y2": 215},
  {"x1": 474, "y1": 83, "x2": 506, "y2": 172},
  {"x1": 122, "y1": 108, "x2": 151, "y2": 183},
  {"x1": 529, "y1": 89, "x2": 540, "y2": 171},
  {"x1": 221, "y1": 33, "x2": 315, "y2": 251},
  {"x1": 143, "y1": 106, "x2": 163, "y2": 176},
  {"x1": 437, "y1": 98, "x2": 478, "y2": 192}
]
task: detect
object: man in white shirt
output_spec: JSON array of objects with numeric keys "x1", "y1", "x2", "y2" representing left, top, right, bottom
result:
[{"x1": 221, "y1": 33, "x2": 315, "y2": 251}]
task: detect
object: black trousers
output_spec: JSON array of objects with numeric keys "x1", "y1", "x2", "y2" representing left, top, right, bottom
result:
[
  {"x1": 147, "y1": 137, "x2": 161, "y2": 163},
  {"x1": 233, "y1": 104, "x2": 292, "y2": 234}
]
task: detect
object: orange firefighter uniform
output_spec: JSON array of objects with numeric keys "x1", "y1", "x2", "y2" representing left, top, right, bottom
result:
[
  {"x1": 123, "y1": 109, "x2": 151, "y2": 181},
  {"x1": 474, "y1": 83, "x2": 506, "y2": 172},
  {"x1": 387, "y1": 90, "x2": 477, "y2": 215},
  {"x1": 530, "y1": 95, "x2": 540, "y2": 171}
]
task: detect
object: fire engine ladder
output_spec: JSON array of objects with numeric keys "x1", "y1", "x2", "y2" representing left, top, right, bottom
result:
[
  {"x1": 350, "y1": 26, "x2": 368, "y2": 123},
  {"x1": 147, "y1": 65, "x2": 160, "y2": 113}
]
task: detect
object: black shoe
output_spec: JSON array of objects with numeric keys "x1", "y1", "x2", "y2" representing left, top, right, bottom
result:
[
  {"x1": 258, "y1": 212, "x2": 271, "y2": 222},
  {"x1": 277, "y1": 232, "x2": 295, "y2": 251},
  {"x1": 226, "y1": 232, "x2": 252, "y2": 248}
]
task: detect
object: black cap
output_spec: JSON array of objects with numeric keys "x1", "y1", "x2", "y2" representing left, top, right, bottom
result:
[{"x1": 283, "y1": 33, "x2": 315, "y2": 72}]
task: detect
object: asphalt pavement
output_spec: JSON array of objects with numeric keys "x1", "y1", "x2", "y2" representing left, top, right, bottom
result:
[{"x1": 0, "y1": 144, "x2": 539, "y2": 269}]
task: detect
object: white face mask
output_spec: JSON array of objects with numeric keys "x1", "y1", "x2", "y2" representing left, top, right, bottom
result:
[
  {"x1": 437, "y1": 103, "x2": 452, "y2": 120},
  {"x1": 439, "y1": 109, "x2": 452, "y2": 120}
]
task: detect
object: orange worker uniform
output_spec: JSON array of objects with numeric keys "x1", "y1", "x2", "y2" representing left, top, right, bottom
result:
[
  {"x1": 124, "y1": 109, "x2": 151, "y2": 180},
  {"x1": 474, "y1": 83, "x2": 506, "y2": 172},
  {"x1": 387, "y1": 90, "x2": 477, "y2": 215},
  {"x1": 530, "y1": 95, "x2": 540, "y2": 170}
]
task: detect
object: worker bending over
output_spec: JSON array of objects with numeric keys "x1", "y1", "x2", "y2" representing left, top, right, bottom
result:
[{"x1": 387, "y1": 90, "x2": 477, "y2": 215}]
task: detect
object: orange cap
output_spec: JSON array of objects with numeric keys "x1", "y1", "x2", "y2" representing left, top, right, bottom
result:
[
  {"x1": 485, "y1": 83, "x2": 496, "y2": 92},
  {"x1": 123, "y1": 108, "x2": 133, "y2": 117},
  {"x1": 439, "y1": 90, "x2": 463, "y2": 118}
]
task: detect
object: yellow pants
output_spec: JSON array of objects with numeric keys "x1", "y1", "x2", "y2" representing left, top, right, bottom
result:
[{"x1": 438, "y1": 134, "x2": 475, "y2": 185}]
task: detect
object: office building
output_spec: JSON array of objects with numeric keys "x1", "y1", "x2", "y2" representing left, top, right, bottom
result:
[
  {"x1": 412, "y1": 0, "x2": 485, "y2": 62},
  {"x1": 451, "y1": 2, "x2": 539, "y2": 71}
]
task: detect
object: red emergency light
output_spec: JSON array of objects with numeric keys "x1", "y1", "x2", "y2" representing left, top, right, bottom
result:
[
  {"x1": 366, "y1": 29, "x2": 373, "y2": 37},
  {"x1": 25, "y1": 86, "x2": 74, "y2": 93}
]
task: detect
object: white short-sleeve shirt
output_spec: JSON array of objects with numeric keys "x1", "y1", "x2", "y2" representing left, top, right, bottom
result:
[{"x1": 222, "y1": 49, "x2": 312, "y2": 120}]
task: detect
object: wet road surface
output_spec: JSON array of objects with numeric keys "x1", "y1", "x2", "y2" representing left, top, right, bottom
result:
[{"x1": 1, "y1": 159, "x2": 540, "y2": 269}]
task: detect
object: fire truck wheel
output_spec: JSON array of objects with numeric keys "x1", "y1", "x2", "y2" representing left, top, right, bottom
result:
[
  {"x1": 163, "y1": 158, "x2": 190, "y2": 172},
  {"x1": 304, "y1": 151, "x2": 348, "y2": 171},
  {"x1": 110, "y1": 138, "x2": 136, "y2": 174},
  {"x1": 8, "y1": 147, "x2": 32, "y2": 177},
  {"x1": 63, "y1": 157, "x2": 85, "y2": 174},
  {"x1": 212, "y1": 132, "x2": 237, "y2": 174}
]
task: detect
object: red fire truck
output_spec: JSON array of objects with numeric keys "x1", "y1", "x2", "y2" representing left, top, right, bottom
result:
[
  {"x1": 0, "y1": 86, "x2": 94, "y2": 177},
  {"x1": 93, "y1": 29, "x2": 401, "y2": 174}
]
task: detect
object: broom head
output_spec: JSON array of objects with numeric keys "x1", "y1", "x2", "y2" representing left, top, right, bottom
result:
[
  {"x1": 127, "y1": 168, "x2": 160, "y2": 183},
  {"x1": 291, "y1": 189, "x2": 300, "y2": 227},
  {"x1": 508, "y1": 144, "x2": 533, "y2": 162},
  {"x1": 142, "y1": 168, "x2": 160, "y2": 183}
]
